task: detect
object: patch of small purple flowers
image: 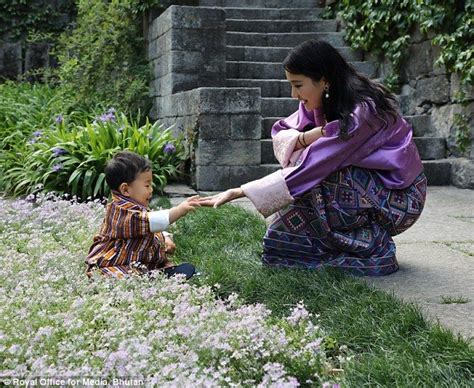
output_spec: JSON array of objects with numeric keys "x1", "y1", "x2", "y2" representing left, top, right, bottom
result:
[
  {"x1": 163, "y1": 143, "x2": 176, "y2": 154},
  {"x1": 98, "y1": 108, "x2": 117, "y2": 123},
  {"x1": 52, "y1": 163, "x2": 63, "y2": 172},
  {"x1": 55, "y1": 114, "x2": 64, "y2": 124},
  {"x1": 29, "y1": 130, "x2": 43, "y2": 144},
  {"x1": 52, "y1": 147, "x2": 68, "y2": 157}
]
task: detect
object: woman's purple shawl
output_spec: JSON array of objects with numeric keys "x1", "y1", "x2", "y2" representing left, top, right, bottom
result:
[{"x1": 272, "y1": 101, "x2": 424, "y2": 198}]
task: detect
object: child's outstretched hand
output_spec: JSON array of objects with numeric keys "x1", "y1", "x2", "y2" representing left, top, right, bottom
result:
[{"x1": 169, "y1": 195, "x2": 201, "y2": 223}]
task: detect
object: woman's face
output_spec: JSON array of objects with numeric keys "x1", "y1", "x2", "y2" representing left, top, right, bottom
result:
[{"x1": 285, "y1": 70, "x2": 327, "y2": 111}]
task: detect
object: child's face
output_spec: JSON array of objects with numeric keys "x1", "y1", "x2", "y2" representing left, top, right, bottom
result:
[{"x1": 120, "y1": 170, "x2": 153, "y2": 207}]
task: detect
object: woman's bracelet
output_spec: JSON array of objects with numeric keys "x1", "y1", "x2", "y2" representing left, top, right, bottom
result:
[{"x1": 297, "y1": 134, "x2": 305, "y2": 148}]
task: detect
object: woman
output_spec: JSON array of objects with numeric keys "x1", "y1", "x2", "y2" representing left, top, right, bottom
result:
[{"x1": 199, "y1": 39, "x2": 427, "y2": 276}]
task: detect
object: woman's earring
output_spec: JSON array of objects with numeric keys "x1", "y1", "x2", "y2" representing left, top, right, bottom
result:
[{"x1": 324, "y1": 85, "x2": 329, "y2": 99}]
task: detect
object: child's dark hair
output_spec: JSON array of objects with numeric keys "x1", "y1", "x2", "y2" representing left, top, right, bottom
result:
[
  {"x1": 283, "y1": 39, "x2": 398, "y2": 139},
  {"x1": 105, "y1": 151, "x2": 151, "y2": 191}
]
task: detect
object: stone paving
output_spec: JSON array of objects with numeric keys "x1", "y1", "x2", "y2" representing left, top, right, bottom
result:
[{"x1": 166, "y1": 184, "x2": 473, "y2": 340}]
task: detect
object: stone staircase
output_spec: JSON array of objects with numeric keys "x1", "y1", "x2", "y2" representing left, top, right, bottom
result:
[{"x1": 200, "y1": 0, "x2": 450, "y2": 185}]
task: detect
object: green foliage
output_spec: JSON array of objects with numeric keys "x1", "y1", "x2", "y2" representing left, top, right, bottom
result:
[
  {"x1": 54, "y1": 0, "x2": 160, "y2": 115},
  {"x1": 0, "y1": 82, "x2": 186, "y2": 200},
  {"x1": 453, "y1": 112, "x2": 472, "y2": 154},
  {"x1": 327, "y1": 1, "x2": 472, "y2": 90},
  {"x1": 0, "y1": 0, "x2": 76, "y2": 41},
  {"x1": 431, "y1": 2, "x2": 474, "y2": 85},
  {"x1": 0, "y1": 81, "x2": 102, "y2": 151}
]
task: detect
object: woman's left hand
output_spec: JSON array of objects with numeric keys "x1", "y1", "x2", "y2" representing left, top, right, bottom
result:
[{"x1": 198, "y1": 188, "x2": 245, "y2": 208}]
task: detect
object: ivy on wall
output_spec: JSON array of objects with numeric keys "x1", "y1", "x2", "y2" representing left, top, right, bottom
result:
[
  {"x1": 0, "y1": 0, "x2": 77, "y2": 42},
  {"x1": 325, "y1": 0, "x2": 473, "y2": 90}
]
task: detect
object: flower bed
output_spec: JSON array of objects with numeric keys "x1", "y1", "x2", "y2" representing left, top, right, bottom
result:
[{"x1": 0, "y1": 195, "x2": 343, "y2": 386}]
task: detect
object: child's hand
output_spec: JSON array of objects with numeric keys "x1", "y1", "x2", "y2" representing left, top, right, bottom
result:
[
  {"x1": 169, "y1": 195, "x2": 201, "y2": 223},
  {"x1": 164, "y1": 235, "x2": 176, "y2": 254}
]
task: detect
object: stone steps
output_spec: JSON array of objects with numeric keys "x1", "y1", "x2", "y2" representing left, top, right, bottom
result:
[
  {"x1": 261, "y1": 97, "x2": 300, "y2": 117},
  {"x1": 222, "y1": 7, "x2": 325, "y2": 20},
  {"x1": 226, "y1": 31, "x2": 345, "y2": 47},
  {"x1": 226, "y1": 19, "x2": 337, "y2": 33},
  {"x1": 260, "y1": 137, "x2": 446, "y2": 164},
  {"x1": 200, "y1": 0, "x2": 322, "y2": 8},
  {"x1": 257, "y1": 159, "x2": 454, "y2": 185},
  {"x1": 226, "y1": 45, "x2": 362, "y2": 63},
  {"x1": 227, "y1": 61, "x2": 377, "y2": 80}
]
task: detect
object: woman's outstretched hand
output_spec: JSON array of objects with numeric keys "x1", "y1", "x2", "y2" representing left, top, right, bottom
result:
[{"x1": 198, "y1": 188, "x2": 245, "y2": 208}]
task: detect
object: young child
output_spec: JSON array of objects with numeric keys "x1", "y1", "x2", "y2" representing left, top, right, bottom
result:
[{"x1": 86, "y1": 150, "x2": 200, "y2": 280}]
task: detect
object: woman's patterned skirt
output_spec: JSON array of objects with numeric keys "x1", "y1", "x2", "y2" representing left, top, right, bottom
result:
[{"x1": 262, "y1": 166, "x2": 427, "y2": 276}]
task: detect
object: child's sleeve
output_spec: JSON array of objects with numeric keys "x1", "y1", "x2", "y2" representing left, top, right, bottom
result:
[
  {"x1": 148, "y1": 210, "x2": 170, "y2": 232},
  {"x1": 105, "y1": 205, "x2": 170, "y2": 238}
]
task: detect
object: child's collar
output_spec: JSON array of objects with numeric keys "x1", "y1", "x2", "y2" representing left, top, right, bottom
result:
[{"x1": 111, "y1": 190, "x2": 149, "y2": 210}]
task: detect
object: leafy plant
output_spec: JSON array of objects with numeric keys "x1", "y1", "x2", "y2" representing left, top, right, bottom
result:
[
  {"x1": 326, "y1": 1, "x2": 472, "y2": 90},
  {"x1": 54, "y1": 0, "x2": 160, "y2": 115},
  {"x1": 2, "y1": 110, "x2": 187, "y2": 200}
]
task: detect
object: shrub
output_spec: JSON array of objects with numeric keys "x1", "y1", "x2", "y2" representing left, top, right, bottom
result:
[
  {"x1": 325, "y1": 0, "x2": 472, "y2": 90},
  {"x1": 54, "y1": 0, "x2": 159, "y2": 114},
  {"x1": 2, "y1": 110, "x2": 186, "y2": 199}
]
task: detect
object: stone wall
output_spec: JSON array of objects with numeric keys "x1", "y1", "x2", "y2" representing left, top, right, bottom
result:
[
  {"x1": 394, "y1": 27, "x2": 473, "y2": 188},
  {"x1": 148, "y1": 6, "x2": 267, "y2": 190},
  {"x1": 0, "y1": 1, "x2": 74, "y2": 80}
]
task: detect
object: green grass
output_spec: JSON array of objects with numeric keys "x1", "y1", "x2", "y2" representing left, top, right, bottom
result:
[
  {"x1": 172, "y1": 205, "x2": 474, "y2": 387},
  {"x1": 440, "y1": 296, "x2": 471, "y2": 304}
]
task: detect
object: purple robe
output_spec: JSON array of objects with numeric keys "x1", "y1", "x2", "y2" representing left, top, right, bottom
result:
[
  {"x1": 241, "y1": 101, "x2": 424, "y2": 217},
  {"x1": 273, "y1": 101, "x2": 424, "y2": 197}
]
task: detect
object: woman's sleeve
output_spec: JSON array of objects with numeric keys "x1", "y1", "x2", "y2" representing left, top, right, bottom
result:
[
  {"x1": 242, "y1": 102, "x2": 385, "y2": 217},
  {"x1": 271, "y1": 103, "x2": 324, "y2": 168}
]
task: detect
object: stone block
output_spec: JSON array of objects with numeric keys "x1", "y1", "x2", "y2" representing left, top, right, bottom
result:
[
  {"x1": 451, "y1": 73, "x2": 474, "y2": 102},
  {"x1": 170, "y1": 28, "x2": 225, "y2": 52},
  {"x1": 422, "y1": 160, "x2": 451, "y2": 185},
  {"x1": 195, "y1": 139, "x2": 260, "y2": 166},
  {"x1": 230, "y1": 114, "x2": 261, "y2": 140},
  {"x1": 195, "y1": 166, "x2": 230, "y2": 190},
  {"x1": 195, "y1": 165, "x2": 278, "y2": 190},
  {"x1": 24, "y1": 43, "x2": 51, "y2": 73},
  {"x1": 451, "y1": 158, "x2": 474, "y2": 189},
  {"x1": 431, "y1": 104, "x2": 463, "y2": 140},
  {"x1": 172, "y1": 115, "x2": 198, "y2": 137},
  {"x1": 197, "y1": 88, "x2": 261, "y2": 114},
  {"x1": 404, "y1": 115, "x2": 431, "y2": 136},
  {"x1": 197, "y1": 114, "x2": 230, "y2": 139},
  {"x1": 413, "y1": 137, "x2": 446, "y2": 160},
  {"x1": 168, "y1": 89, "x2": 201, "y2": 116},
  {"x1": 415, "y1": 75, "x2": 450, "y2": 105},
  {"x1": 151, "y1": 5, "x2": 226, "y2": 40},
  {"x1": 0, "y1": 43, "x2": 22, "y2": 79},
  {"x1": 403, "y1": 40, "x2": 437, "y2": 80}
]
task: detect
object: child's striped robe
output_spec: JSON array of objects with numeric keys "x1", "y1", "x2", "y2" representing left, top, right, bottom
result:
[{"x1": 86, "y1": 192, "x2": 169, "y2": 278}]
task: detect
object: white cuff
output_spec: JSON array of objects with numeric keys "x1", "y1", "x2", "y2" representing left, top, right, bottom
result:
[
  {"x1": 241, "y1": 170, "x2": 294, "y2": 218},
  {"x1": 148, "y1": 210, "x2": 170, "y2": 232},
  {"x1": 272, "y1": 129, "x2": 301, "y2": 168}
]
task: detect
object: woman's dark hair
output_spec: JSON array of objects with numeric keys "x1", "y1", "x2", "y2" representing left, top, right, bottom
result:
[
  {"x1": 283, "y1": 39, "x2": 398, "y2": 139},
  {"x1": 105, "y1": 150, "x2": 151, "y2": 191}
]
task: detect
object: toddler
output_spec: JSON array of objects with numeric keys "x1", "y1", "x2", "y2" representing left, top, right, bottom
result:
[{"x1": 86, "y1": 150, "x2": 200, "y2": 280}]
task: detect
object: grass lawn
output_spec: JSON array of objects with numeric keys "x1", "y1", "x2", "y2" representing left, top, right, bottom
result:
[
  {"x1": 1, "y1": 195, "x2": 472, "y2": 386},
  {"x1": 173, "y1": 203, "x2": 474, "y2": 387}
]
